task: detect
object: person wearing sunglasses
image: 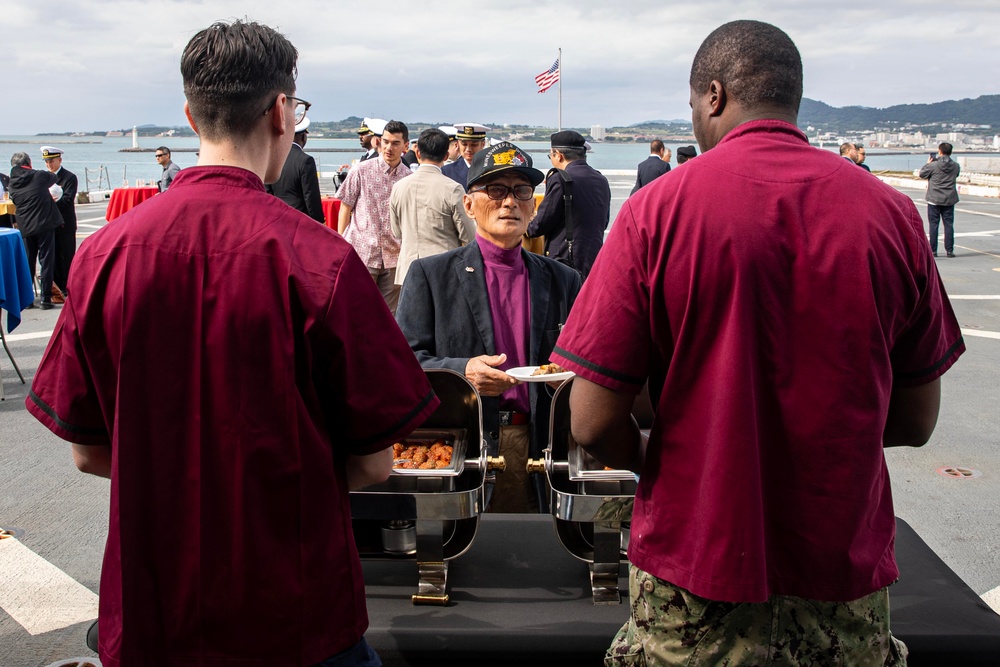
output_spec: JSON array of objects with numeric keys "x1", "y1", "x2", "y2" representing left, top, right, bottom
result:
[
  {"x1": 396, "y1": 141, "x2": 581, "y2": 514},
  {"x1": 154, "y1": 146, "x2": 181, "y2": 192}
]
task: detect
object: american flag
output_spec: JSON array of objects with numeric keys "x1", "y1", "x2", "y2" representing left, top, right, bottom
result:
[{"x1": 535, "y1": 58, "x2": 560, "y2": 94}]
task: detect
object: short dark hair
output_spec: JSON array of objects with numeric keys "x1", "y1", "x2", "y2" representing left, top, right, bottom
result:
[
  {"x1": 939, "y1": 142, "x2": 953, "y2": 156},
  {"x1": 156, "y1": 146, "x2": 171, "y2": 156},
  {"x1": 839, "y1": 142, "x2": 856, "y2": 156},
  {"x1": 180, "y1": 20, "x2": 298, "y2": 140},
  {"x1": 417, "y1": 128, "x2": 449, "y2": 162},
  {"x1": 383, "y1": 120, "x2": 409, "y2": 143},
  {"x1": 650, "y1": 140, "x2": 665, "y2": 153},
  {"x1": 10, "y1": 152, "x2": 30, "y2": 168},
  {"x1": 557, "y1": 147, "x2": 586, "y2": 162},
  {"x1": 690, "y1": 20, "x2": 803, "y2": 115}
]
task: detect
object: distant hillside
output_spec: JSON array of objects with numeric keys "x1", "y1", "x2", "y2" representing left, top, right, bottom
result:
[{"x1": 799, "y1": 95, "x2": 1000, "y2": 130}]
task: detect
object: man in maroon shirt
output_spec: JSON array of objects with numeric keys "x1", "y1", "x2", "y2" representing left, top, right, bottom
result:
[
  {"x1": 551, "y1": 20, "x2": 963, "y2": 665},
  {"x1": 27, "y1": 20, "x2": 437, "y2": 667}
]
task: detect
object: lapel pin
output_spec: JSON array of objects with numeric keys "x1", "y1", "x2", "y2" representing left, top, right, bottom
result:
[{"x1": 465, "y1": 267, "x2": 475, "y2": 273}]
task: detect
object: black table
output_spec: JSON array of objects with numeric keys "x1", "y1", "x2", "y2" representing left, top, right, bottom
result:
[{"x1": 362, "y1": 515, "x2": 1000, "y2": 666}]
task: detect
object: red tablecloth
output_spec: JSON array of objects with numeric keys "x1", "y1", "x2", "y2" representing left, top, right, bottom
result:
[
  {"x1": 321, "y1": 197, "x2": 342, "y2": 230},
  {"x1": 106, "y1": 187, "x2": 159, "y2": 222}
]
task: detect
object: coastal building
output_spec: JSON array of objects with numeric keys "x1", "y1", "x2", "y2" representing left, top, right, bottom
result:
[{"x1": 591, "y1": 125, "x2": 605, "y2": 141}]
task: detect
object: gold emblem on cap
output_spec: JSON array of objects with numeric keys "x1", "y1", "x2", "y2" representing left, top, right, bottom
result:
[
  {"x1": 463, "y1": 126, "x2": 474, "y2": 134},
  {"x1": 493, "y1": 149, "x2": 517, "y2": 166}
]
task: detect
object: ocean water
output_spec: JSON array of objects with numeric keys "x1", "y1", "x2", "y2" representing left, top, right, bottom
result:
[{"x1": 0, "y1": 134, "x2": 945, "y2": 190}]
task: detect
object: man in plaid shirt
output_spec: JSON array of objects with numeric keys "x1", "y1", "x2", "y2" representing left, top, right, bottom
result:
[{"x1": 336, "y1": 119, "x2": 412, "y2": 313}]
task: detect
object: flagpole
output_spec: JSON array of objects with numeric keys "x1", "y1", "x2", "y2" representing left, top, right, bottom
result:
[{"x1": 558, "y1": 47, "x2": 562, "y2": 132}]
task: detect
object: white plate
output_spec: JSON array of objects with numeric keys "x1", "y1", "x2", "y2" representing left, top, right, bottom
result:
[{"x1": 506, "y1": 366, "x2": 575, "y2": 383}]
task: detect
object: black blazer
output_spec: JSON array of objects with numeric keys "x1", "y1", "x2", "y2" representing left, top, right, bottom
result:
[
  {"x1": 395, "y1": 242, "x2": 581, "y2": 510},
  {"x1": 53, "y1": 168, "x2": 78, "y2": 230},
  {"x1": 527, "y1": 159, "x2": 611, "y2": 279},
  {"x1": 441, "y1": 159, "x2": 469, "y2": 187},
  {"x1": 631, "y1": 155, "x2": 671, "y2": 196},
  {"x1": 267, "y1": 144, "x2": 324, "y2": 222}
]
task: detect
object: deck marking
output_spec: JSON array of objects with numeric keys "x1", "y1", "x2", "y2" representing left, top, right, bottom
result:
[
  {"x1": 961, "y1": 328, "x2": 1000, "y2": 340},
  {"x1": 983, "y1": 585, "x2": 1000, "y2": 615},
  {"x1": 0, "y1": 538, "x2": 98, "y2": 635},
  {"x1": 5, "y1": 330, "x2": 54, "y2": 343},
  {"x1": 949, "y1": 295, "x2": 1000, "y2": 300}
]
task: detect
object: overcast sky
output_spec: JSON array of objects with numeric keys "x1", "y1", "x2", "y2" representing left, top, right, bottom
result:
[{"x1": 6, "y1": 0, "x2": 998, "y2": 135}]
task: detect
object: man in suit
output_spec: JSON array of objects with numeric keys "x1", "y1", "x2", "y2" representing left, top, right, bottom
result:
[
  {"x1": 396, "y1": 142, "x2": 581, "y2": 513},
  {"x1": 526, "y1": 130, "x2": 611, "y2": 279},
  {"x1": 267, "y1": 117, "x2": 324, "y2": 222},
  {"x1": 631, "y1": 140, "x2": 671, "y2": 195},
  {"x1": 41, "y1": 146, "x2": 78, "y2": 300},
  {"x1": 390, "y1": 128, "x2": 473, "y2": 285},
  {"x1": 441, "y1": 123, "x2": 489, "y2": 186}
]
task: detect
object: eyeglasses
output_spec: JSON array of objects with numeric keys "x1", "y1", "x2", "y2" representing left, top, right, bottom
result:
[
  {"x1": 262, "y1": 95, "x2": 311, "y2": 124},
  {"x1": 154, "y1": 153, "x2": 167, "y2": 158},
  {"x1": 470, "y1": 184, "x2": 535, "y2": 201}
]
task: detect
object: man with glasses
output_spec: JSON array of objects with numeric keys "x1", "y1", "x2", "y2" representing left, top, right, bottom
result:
[
  {"x1": 27, "y1": 19, "x2": 436, "y2": 666},
  {"x1": 441, "y1": 123, "x2": 490, "y2": 186},
  {"x1": 396, "y1": 142, "x2": 581, "y2": 513},
  {"x1": 154, "y1": 146, "x2": 181, "y2": 192},
  {"x1": 526, "y1": 130, "x2": 611, "y2": 279},
  {"x1": 336, "y1": 119, "x2": 413, "y2": 313}
]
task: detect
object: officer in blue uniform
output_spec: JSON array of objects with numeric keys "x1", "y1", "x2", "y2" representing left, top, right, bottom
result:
[{"x1": 441, "y1": 123, "x2": 490, "y2": 186}]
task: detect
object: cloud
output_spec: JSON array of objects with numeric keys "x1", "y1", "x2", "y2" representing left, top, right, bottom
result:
[{"x1": 4, "y1": 0, "x2": 998, "y2": 134}]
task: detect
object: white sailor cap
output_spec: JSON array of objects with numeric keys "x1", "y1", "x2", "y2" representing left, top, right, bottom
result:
[
  {"x1": 454, "y1": 123, "x2": 490, "y2": 140},
  {"x1": 367, "y1": 118, "x2": 388, "y2": 136},
  {"x1": 488, "y1": 137, "x2": 503, "y2": 147},
  {"x1": 438, "y1": 125, "x2": 458, "y2": 139},
  {"x1": 295, "y1": 117, "x2": 310, "y2": 134},
  {"x1": 41, "y1": 146, "x2": 64, "y2": 159}
]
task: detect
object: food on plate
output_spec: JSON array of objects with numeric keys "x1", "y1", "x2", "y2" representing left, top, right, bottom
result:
[
  {"x1": 392, "y1": 440, "x2": 453, "y2": 470},
  {"x1": 531, "y1": 363, "x2": 567, "y2": 376}
]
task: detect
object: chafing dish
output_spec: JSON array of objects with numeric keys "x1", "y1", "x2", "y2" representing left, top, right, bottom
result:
[
  {"x1": 527, "y1": 378, "x2": 652, "y2": 604},
  {"x1": 351, "y1": 368, "x2": 504, "y2": 605}
]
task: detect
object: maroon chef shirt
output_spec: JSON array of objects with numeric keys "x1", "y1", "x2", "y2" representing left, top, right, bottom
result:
[
  {"x1": 552, "y1": 120, "x2": 964, "y2": 603},
  {"x1": 476, "y1": 234, "x2": 531, "y2": 414},
  {"x1": 27, "y1": 166, "x2": 438, "y2": 666}
]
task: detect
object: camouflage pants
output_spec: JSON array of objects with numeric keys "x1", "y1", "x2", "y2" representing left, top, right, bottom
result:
[{"x1": 606, "y1": 565, "x2": 908, "y2": 666}]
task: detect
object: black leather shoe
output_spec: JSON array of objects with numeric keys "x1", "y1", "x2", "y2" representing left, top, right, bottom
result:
[
  {"x1": 39, "y1": 301, "x2": 54, "y2": 310},
  {"x1": 947, "y1": 252, "x2": 955, "y2": 257}
]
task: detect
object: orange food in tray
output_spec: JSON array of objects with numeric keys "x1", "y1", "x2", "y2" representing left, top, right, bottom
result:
[
  {"x1": 392, "y1": 440, "x2": 453, "y2": 470},
  {"x1": 531, "y1": 363, "x2": 566, "y2": 376}
]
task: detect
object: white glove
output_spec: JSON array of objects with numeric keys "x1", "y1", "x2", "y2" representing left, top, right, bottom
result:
[{"x1": 49, "y1": 183, "x2": 64, "y2": 201}]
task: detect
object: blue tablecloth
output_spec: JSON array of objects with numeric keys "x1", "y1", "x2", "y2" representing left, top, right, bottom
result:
[{"x1": 0, "y1": 228, "x2": 35, "y2": 333}]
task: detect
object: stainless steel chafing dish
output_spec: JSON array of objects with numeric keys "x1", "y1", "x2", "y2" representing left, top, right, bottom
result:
[
  {"x1": 527, "y1": 378, "x2": 653, "y2": 604},
  {"x1": 350, "y1": 368, "x2": 504, "y2": 605}
]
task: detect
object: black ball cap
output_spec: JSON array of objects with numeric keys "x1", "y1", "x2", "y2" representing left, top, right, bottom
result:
[
  {"x1": 466, "y1": 141, "x2": 545, "y2": 191},
  {"x1": 550, "y1": 130, "x2": 586, "y2": 150}
]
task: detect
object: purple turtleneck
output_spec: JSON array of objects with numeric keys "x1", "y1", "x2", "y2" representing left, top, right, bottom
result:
[{"x1": 476, "y1": 233, "x2": 531, "y2": 414}]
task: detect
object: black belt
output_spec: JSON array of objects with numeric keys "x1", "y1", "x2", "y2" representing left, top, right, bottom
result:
[{"x1": 499, "y1": 411, "x2": 530, "y2": 426}]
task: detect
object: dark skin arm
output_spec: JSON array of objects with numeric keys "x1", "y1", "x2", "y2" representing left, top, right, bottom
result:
[
  {"x1": 883, "y1": 378, "x2": 941, "y2": 447},
  {"x1": 568, "y1": 377, "x2": 646, "y2": 473}
]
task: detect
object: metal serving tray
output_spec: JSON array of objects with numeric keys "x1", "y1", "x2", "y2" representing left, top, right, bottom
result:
[
  {"x1": 567, "y1": 435, "x2": 636, "y2": 482},
  {"x1": 390, "y1": 428, "x2": 468, "y2": 477}
]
